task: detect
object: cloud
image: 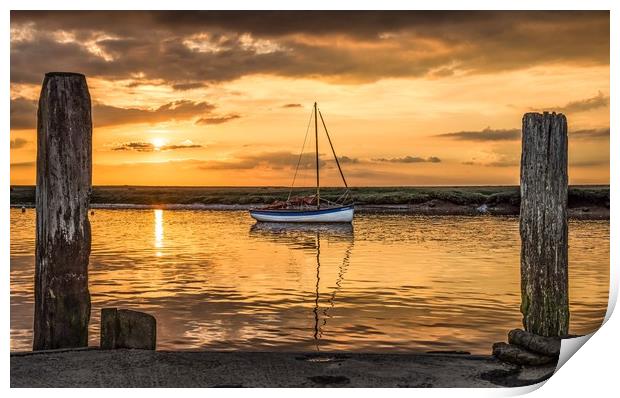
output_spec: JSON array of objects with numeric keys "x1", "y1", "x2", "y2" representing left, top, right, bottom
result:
[
  {"x1": 111, "y1": 141, "x2": 203, "y2": 152},
  {"x1": 570, "y1": 159, "x2": 608, "y2": 167},
  {"x1": 436, "y1": 127, "x2": 521, "y2": 141},
  {"x1": 171, "y1": 82, "x2": 207, "y2": 91},
  {"x1": 10, "y1": 138, "x2": 28, "y2": 149},
  {"x1": 338, "y1": 156, "x2": 359, "y2": 164},
  {"x1": 196, "y1": 152, "x2": 364, "y2": 171},
  {"x1": 10, "y1": 11, "x2": 609, "y2": 85},
  {"x1": 161, "y1": 143, "x2": 202, "y2": 150},
  {"x1": 196, "y1": 151, "x2": 343, "y2": 170},
  {"x1": 282, "y1": 103, "x2": 302, "y2": 108},
  {"x1": 94, "y1": 100, "x2": 215, "y2": 128},
  {"x1": 195, "y1": 114, "x2": 241, "y2": 125},
  {"x1": 438, "y1": 126, "x2": 608, "y2": 143},
  {"x1": 487, "y1": 160, "x2": 519, "y2": 167},
  {"x1": 464, "y1": 156, "x2": 609, "y2": 168},
  {"x1": 571, "y1": 127, "x2": 609, "y2": 140},
  {"x1": 532, "y1": 91, "x2": 609, "y2": 113},
  {"x1": 461, "y1": 158, "x2": 518, "y2": 167},
  {"x1": 10, "y1": 97, "x2": 216, "y2": 129},
  {"x1": 10, "y1": 97, "x2": 37, "y2": 130},
  {"x1": 10, "y1": 161, "x2": 35, "y2": 168},
  {"x1": 372, "y1": 155, "x2": 441, "y2": 163}
]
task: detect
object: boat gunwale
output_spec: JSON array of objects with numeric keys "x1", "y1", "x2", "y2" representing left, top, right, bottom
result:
[{"x1": 249, "y1": 205, "x2": 354, "y2": 216}]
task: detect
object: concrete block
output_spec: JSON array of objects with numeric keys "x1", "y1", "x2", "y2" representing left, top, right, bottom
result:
[{"x1": 100, "y1": 308, "x2": 156, "y2": 350}]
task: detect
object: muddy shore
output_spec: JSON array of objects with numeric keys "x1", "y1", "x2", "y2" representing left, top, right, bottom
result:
[{"x1": 10, "y1": 349, "x2": 557, "y2": 388}]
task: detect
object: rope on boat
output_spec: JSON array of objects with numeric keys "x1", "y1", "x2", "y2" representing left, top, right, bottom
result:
[
  {"x1": 287, "y1": 108, "x2": 314, "y2": 202},
  {"x1": 286, "y1": 104, "x2": 353, "y2": 207}
]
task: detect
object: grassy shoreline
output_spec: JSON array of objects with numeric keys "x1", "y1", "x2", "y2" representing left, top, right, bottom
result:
[{"x1": 10, "y1": 185, "x2": 610, "y2": 207}]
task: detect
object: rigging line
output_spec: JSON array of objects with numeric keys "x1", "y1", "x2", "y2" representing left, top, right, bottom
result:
[
  {"x1": 320, "y1": 239, "x2": 354, "y2": 338},
  {"x1": 318, "y1": 109, "x2": 349, "y2": 189},
  {"x1": 288, "y1": 108, "x2": 314, "y2": 202}
]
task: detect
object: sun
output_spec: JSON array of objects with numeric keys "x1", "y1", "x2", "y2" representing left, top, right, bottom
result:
[{"x1": 151, "y1": 138, "x2": 167, "y2": 151}]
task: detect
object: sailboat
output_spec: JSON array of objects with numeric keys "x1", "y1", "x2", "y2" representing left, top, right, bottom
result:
[{"x1": 249, "y1": 102, "x2": 354, "y2": 223}]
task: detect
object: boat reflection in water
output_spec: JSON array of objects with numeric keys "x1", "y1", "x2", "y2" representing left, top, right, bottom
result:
[{"x1": 249, "y1": 222, "x2": 354, "y2": 351}]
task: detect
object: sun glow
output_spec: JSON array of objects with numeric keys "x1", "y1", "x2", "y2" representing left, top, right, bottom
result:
[{"x1": 152, "y1": 138, "x2": 167, "y2": 151}]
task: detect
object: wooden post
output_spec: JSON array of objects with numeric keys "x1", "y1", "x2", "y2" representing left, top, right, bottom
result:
[
  {"x1": 33, "y1": 72, "x2": 92, "y2": 350},
  {"x1": 519, "y1": 112, "x2": 569, "y2": 337},
  {"x1": 100, "y1": 308, "x2": 157, "y2": 350}
]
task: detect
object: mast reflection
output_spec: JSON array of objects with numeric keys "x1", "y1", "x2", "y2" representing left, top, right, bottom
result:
[{"x1": 249, "y1": 222, "x2": 354, "y2": 351}]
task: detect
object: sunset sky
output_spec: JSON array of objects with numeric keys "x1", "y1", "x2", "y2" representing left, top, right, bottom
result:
[{"x1": 10, "y1": 11, "x2": 610, "y2": 186}]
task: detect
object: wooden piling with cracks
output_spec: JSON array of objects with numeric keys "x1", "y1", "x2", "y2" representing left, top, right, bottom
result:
[
  {"x1": 519, "y1": 112, "x2": 569, "y2": 337},
  {"x1": 33, "y1": 72, "x2": 92, "y2": 350}
]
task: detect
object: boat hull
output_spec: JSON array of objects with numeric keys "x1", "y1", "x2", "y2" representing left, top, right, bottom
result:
[{"x1": 250, "y1": 205, "x2": 354, "y2": 223}]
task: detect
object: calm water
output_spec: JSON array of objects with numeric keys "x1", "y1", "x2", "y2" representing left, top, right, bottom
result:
[{"x1": 10, "y1": 209, "x2": 609, "y2": 353}]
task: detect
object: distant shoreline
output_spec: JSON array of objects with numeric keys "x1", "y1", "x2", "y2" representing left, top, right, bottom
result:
[{"x1": 10, "y1": 185, "x2": 609, "y2": 220}]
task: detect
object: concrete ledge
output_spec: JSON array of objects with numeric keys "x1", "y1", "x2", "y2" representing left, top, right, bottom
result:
[
  {"x1": 10, "y1": 349, "x2": 557, "y2": 388},
  {"x1": 11, "y1": 346, "x2": 98, "y2": 357}
]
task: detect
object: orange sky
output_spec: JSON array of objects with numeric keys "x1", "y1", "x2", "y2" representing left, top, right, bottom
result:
[{"x1": 10, "y1": 11, "x2": 610, "y2": 186}]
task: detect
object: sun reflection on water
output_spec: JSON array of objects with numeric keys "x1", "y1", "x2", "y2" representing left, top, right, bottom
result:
[{"x1": 154, "y1": 209, "x2": 164, "y2": 256}]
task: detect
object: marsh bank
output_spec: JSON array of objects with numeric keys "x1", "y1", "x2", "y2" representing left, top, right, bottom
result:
[{"x1": 10, "y1": 185, "x2": 610, "y2": 219}]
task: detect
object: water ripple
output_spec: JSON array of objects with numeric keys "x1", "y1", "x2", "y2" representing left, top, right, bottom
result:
[{"x1": 10, "y1": 209, "x2": 609, "y2": 353}]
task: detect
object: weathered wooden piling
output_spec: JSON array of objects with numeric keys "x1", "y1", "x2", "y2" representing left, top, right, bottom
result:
[
  {"x1": 33, "y1": 72, "x2": 92, "y2": 350},
  {"x1": 519, "y1": 112, "x2": 569, "y2": 337}
]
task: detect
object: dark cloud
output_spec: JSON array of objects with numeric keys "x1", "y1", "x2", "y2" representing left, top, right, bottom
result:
[
  {"x1": 171, "y1": 82, "x2": 207, "y2": 91},
  {"x1": 10, "y1": 161, "x2": 35, "y2": 168},
  {"x1": 461, "y1": 158, "x2": 518, "y2": 167},
  {"x1": 487, "y1": 160, "x2": 519, "y2": 167},
  {"x1": 532, "y1": 91, "x2": 609, "y2": 113},
  {"x1": 111, "y1": 141, "x2": 202, "y2": 152},
  {"x1": 282, "y1": 103, "x2": 302, "y2": 108},
  {"x1": 571, "y1": 128, "x2": 609, "y2": 140},
  {"x1": 559, "y1": 92, "x2": 609, "y2": 112},
  {"x1": 198, "y1": 151, "x2": 333, "y2": 170},
  {"x1": 10, "y1": 138, "x2": 28, "y2": 149},
  {"x1": 437, "y1": 126, "x2": 609, "y2": 142},
  {"x1": 372, "y1": 155, "x2": 441, "y2": 163},
  {"x1": 10, "y1": 97, "x2": 37, "y2": 129},
  {"x1": 436, "y1": 127, "x2": 521, "y2": 141},
  {"x1": 338, "y1": 156, "x2": 359, "y2": 164},
  {"x1": 162, "y1": 144, "x2": 202, "y2": 150},
  {"x1": 195, "y1": 114, "x2": 241, "y2": 125},
  {"x1": 466, "y1": 156, "x2": 609, "y2": 168},
  {"x1": 570, "y1": 159, "x2": 608, "y2": 167},
  {"x1": 94, "y1": 100, "x2": 214, "y2": 128},
  {"x1": 10, "y1": 97, "x2": 215, "y2": 129},
  {"x1": 112, "y1": 142, "x2": 154, "y2": 152},
  {"x1": 10, "y1": 11, "x2": 609, "y2": 85}
]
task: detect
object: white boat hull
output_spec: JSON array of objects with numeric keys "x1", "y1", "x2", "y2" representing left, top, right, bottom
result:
[{"x1": 250, "y1": 205, "x2": 354, "y2": 223}]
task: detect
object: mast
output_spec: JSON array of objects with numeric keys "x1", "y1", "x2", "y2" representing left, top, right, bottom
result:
[{"x1": 314, "y1": 102, "x2": 320, "y2": 209}]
